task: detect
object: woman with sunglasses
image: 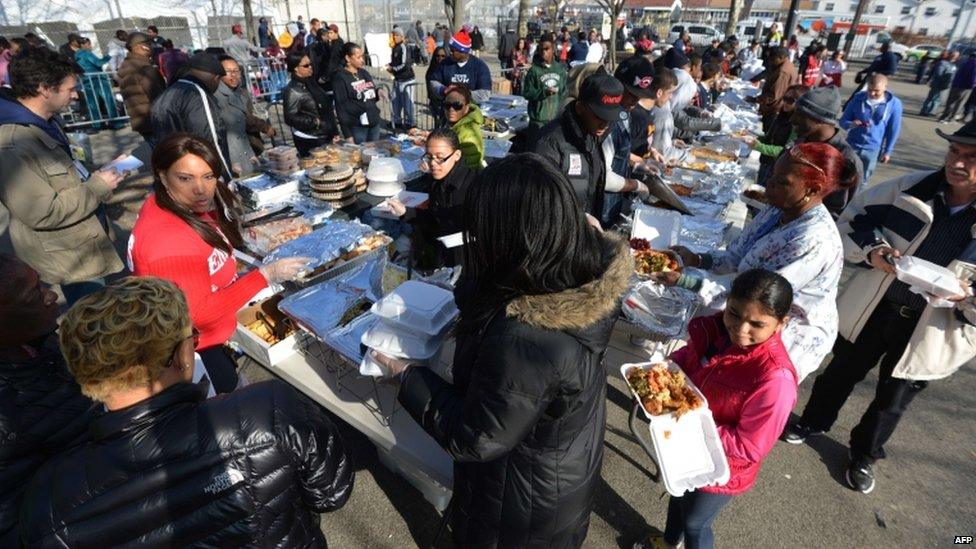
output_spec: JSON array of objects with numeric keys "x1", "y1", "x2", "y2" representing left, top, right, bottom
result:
[
  {"x1": 282, "y1": 51, "x2": 338, "y2": 156},
  {"x1": 739, "y1": 84, "x2": 809, "y2": 187},
  {"x1": 332, "y1": 41, "x2": 381, "y2": 143},
  {"x1": 128, "y1": 134, "x2": 309, "y2": 393},
  {"x1": 656, "y1": 142, "x2": 857, "y2": 382},
  {"x1": 427, "y1": 47, "x2": 448, "y2": 125},
  {"x1": 442, "y1": 83, "x2": 485, "y2": 169},
  {"x1": 386, "y1": 127, "x2": 475, "y2": 266},
  {"x1": 21, "y1": 276, "x2": 353, "y2": 547}
]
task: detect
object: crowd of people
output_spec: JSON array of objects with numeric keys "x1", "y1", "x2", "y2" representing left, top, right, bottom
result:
[{"x1": 0, "y1": 15, "x2": 973, "y2": 549}]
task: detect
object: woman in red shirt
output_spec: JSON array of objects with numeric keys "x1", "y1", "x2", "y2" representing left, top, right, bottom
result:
[
  {"x1": 642, "y1": 269, "x2": 798, "y2": 549},
  {"x1": 128, "y1": 133, "x2": 308, "y2": 393}
]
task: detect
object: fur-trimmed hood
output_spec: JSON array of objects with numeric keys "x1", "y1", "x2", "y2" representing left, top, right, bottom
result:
[{"x1": 506, "y1": 235, "x2": 632, "y2": 336}]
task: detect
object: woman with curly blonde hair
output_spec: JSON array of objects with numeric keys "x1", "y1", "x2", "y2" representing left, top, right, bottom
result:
[{"x1": 20, "y1": 276, "x2": 354, "y2": 547}]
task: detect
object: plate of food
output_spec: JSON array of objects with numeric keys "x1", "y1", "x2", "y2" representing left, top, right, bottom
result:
[
  {"x1": 691, "y1": 147, "x2": 738, "y2": 163},
  {"x1": 740, "y1": 184, "x2": 769, "y2": 209},
  {"x1": 620, "y1": 361, "x2": 729, "y2": 496},
  {"x1": 630, "y1": 238, "x2": 682, "y2": 277}
]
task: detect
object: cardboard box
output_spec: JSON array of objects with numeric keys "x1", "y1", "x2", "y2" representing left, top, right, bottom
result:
[
  {"x1": 491, "y1": 77, "x2": 511, "y2": 95},
  {"x1": 232, "y1": 289, "x2": 299, "y2": 367}
]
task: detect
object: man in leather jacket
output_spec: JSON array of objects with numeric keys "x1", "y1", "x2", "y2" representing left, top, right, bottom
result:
[
  {"x1": 0, "y1": 256, "x2": 98, "y2": 546},
  {"x1": 19, "y1": 277, "x2": 354, "y2": 547}
]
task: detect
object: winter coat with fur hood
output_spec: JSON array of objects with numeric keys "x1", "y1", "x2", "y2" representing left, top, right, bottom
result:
[{"x1": 398, "y1": 237, "x2": 631, "y2": 548}]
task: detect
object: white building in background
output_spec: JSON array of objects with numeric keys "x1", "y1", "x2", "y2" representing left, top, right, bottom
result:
[{"x1": 801, "y1": 0, "x2": 976, "y2": 38}]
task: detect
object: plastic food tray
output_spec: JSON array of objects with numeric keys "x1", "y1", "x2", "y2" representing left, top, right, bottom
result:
[
  {"x1": 370, "y1": 280, "x2": 458, "y2": 337},
  {"x1": 620, "y1": 362, "x2": 730, "y2": 496},
  {"x1": 895, "y1": 256, "x2": 964, "y2": 298}
]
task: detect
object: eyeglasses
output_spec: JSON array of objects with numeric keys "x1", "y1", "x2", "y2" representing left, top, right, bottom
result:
[
  {"x1": 225, "y1": 69, "x2": 242, "y2": 75},
  {"x1": 788, "y1": 148, "x2": 827, "y2": 179},
  {"x1": 443, "y1": 101, "x2": 467, "y2": 111},
  {"x1": 782, "y1": 96, "x2": 797, "y2": 104},
  {"x1": 168, "y1": 327, "x2": 200, "y2": 367},
  {"x1": 422, "y1": 152, "x2": 456, "y2": 166}
]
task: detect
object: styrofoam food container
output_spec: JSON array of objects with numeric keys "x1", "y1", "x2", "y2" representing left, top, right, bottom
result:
[
  {"x1": 370, "y1": 280, "x2": 458, "y2": 336},
  {"x1": 895, "y1": 256, "x2": 964, "y2": 299},
  {"x1": 620, "y1": 361, "x2": 730, "y2": 496},
  {"x1": 361, "y1": 320, "x2": 444, "y2": 360},
  {"x1": 631, "y1": 204, "x2": 682, "y2": 250}
]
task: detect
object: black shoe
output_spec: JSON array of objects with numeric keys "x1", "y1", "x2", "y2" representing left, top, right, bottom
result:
[
  {"x1": 782, "y1": 422, "x2": 826, "y2": 444},
  {"x1": 845, "y1": 460, "x2": 876, "y2": 494}
]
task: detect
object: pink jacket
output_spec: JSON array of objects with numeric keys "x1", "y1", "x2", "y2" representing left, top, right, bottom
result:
[{"x1": 669, "y1": 313, "x2": 797, "y2": 496}]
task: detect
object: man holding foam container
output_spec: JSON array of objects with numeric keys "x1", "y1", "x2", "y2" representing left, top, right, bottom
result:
[{"x1": 783, "y1": 120, "x2": 976, "y2": 495}]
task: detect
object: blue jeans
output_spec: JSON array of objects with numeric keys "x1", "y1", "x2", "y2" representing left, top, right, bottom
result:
[
  {"x1": 856, "y1": 148, "x2": 881, "y2": 191},
  {"x1": 391, "y1": 80, "x2": 415, "y2": 127},
  {"x1": 664, "y1": 491, "x2": 733, "y2": 549},
  {"x1": 350, "y1": 125, "x2": 381, "y2": 144},
  {"x1": 920, "y1": 88, "x2": 945, "y2": 116},
  {"x1": 61, "y1": 278, "x2": 106, "y2": 308}
]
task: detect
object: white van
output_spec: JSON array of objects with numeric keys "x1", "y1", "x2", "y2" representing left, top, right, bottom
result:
[{"x1": 668, "y1": 23, "x2": 725, "y2": 47}]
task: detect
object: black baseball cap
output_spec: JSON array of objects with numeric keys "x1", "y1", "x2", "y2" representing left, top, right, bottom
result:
[
  {"x1": 187, "y1": 53, "x2": 226, "y2": 76},
  {"x1": 579, "y1": 72, "x2": 625, "y2": 122},
  {"x1": 614, "y1": 56, "x2": 655, "y2": 99}
]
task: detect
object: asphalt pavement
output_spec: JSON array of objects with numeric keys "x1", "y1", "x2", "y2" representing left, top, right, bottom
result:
[{"x1": 87, "y1": 60, "x2": 976, "y2": 549}]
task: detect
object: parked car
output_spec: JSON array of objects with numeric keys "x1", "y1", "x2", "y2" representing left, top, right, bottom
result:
[
  {"x1": 668, "y1": 23, "x2": 725, "y2": 47},
  {"x1": 905, "y1": 44, "x2": 943, "y2": 61}
]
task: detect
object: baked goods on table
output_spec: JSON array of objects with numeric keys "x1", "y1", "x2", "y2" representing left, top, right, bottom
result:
[
  {"x1": 266, "y1": 146, "x2": 300, "y2": 173},
  {"x1": 626, "y1": 364, "x2": 703, "y2": 417},
  {"x1": 679, "y1": 161, "x2": 711, "y2": 173},
  {"x1": 308, "y1": 164, "x2": 359, "y2": 208},
  {"x1": 691, "y1": 147, "x2": 738, "y2": 163}
]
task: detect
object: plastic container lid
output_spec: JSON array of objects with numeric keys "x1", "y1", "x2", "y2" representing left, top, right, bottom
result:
[
  {"x1": 631, "y1": 204, "x2": 682, "y2": 250},
  {"x1": 895, "y1": 256, "x2": 964, "y2": 299},
  {"x1": 370, "y1": 280, "x2": 458, "y2": 336},
  {"x1": 366, "y1": 157, "x2": 409, "y2": 183},
  {"x1": 361, "y1": 320, "x2": 444, "y2": 359}
]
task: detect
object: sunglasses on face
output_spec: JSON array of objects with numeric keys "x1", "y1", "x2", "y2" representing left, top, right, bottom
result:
[
  {"x1": 169, "y1": 327, "x2": 200, "y2": 366},
  {"x1": 444, "y1": 101, "x2": 467, "y2": 111}
]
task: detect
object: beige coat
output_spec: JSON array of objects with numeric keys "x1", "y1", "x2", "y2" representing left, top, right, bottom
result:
[
  {"x1": 836, "y1": 170, "x2": 976, "y2": 381},
  {"x1": 0, "y1": 123, "x2": 123, "y2": 284}
]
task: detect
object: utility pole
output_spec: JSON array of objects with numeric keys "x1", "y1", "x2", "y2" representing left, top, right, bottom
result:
[
  {"x1": 844, "y1": 0, "x2": 869, "y2": 57},
  {"x1": 243, "y1": 0, "x2": 256, "y2": 45},
  {"x1": 949, "y1": 0, "x2": 976, "y2": 43}
]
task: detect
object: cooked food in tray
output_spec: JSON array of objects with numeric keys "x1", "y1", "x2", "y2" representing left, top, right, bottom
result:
[
  {"x1": 679, "y1": 161, "x2": 711, "y2": 173},
  {"x1": 245, "y1": 296, "x2": 297, "y2": 345},
  {"x1": 691, "y1": 147, "x2": 738, "y2": 163},
  {"x1": 626, "y1": 364, "x2": 703, "y2": 417},
  {"x1": 669, "y1": 183, "x2": 695, "y2": 197},
  {"x1": 630, "y1": 240, "x2": 681, "y2": 275}
]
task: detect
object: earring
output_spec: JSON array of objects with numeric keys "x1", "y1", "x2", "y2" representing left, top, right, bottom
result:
[{"x1": 803, "y1": 195, "x2": 811, "y2": 203}]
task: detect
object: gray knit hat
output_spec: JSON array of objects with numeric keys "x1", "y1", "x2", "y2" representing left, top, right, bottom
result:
[{"x1": 794, "y1": 86, "x2": 841, "y2": 126}]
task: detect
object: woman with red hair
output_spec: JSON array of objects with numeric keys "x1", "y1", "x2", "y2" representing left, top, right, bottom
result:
[{"x1": 658, "y1": 142, "x2": 858, "y2": 381}]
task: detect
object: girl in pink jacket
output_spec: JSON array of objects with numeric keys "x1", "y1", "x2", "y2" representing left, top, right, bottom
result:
[{"x1": 657, "y1": 269, "x2": 798, "y2": 549}]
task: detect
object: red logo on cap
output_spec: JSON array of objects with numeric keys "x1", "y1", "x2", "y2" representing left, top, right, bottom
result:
[
  {"x1": 635, "y1": 76, "x2": 653, "y2": 89},
  {"x1": 601, "y1": 94, "x2": 622, "y2": 105}
]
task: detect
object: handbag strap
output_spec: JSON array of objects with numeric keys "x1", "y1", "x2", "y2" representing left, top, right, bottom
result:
[{"x1": 178, "y1": 79, "x2": 232, "y2": 176}]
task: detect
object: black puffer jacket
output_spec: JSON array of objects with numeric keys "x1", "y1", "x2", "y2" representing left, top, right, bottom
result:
[
  {"x1": 0, "y1": 336, "x2": 97, "y2": 547},
  {"x1": 283, "y1": 76, "x2": 338, "y2": 138},
  {"x1": 19, "y1": 380, "x2": 353, "y2": 548},
  {"x1": 398, "y1": 238, "x2": 631, "y2": 548},
  {"x1": 534, "y1": 101, "x2": 608, "y2": 217}
]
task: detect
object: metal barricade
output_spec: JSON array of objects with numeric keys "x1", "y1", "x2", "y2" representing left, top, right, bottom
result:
[{"x1": 63, "y1": 72, "x2": 129, "y2": 129}]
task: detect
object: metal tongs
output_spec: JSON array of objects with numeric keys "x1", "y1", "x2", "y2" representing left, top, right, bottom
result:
[{"x1": 632, "y1": 166, "x2": 693, "y2": 215}]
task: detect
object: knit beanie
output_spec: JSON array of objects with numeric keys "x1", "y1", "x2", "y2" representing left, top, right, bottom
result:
[
  {"x1": 450, "y1": 31, "x2": 472, "y2": 54},
  {"x1": 795, "y1": 86, "x2": 841, "y2": 126}
]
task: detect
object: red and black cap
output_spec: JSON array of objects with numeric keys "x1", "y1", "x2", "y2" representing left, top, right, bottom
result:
[
  {"x1": 579, "y1": 72, "x2": 626, "y2": 122},
  {"x1": 614, "y1": 56, "x2": 656, "y2": 99}
]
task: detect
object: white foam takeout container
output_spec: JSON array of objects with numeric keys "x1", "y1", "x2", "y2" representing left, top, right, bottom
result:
[
  {"x1": 630, "y1": 204, "x2": 682, "y2": 250},
  {"x1": 895, "y1": 256, "x2": 965, "y2": 299},
  {"x1": 361, "y1": 320, "x2": 445, "y2": 360},
  {"x1": 620, "y1": 361, "x2": 730, "y2": 496},
  {"x1": 370, "y1": 280, "x2": 458, "y2": 337}
]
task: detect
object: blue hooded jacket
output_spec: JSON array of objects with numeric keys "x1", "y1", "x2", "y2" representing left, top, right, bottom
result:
[
  {"x1": 839, "y1": 90, "x2": 903, "y2": 157},
  {"x1": 0, "y1": 94, "x2": 70, "y2": 154}
]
